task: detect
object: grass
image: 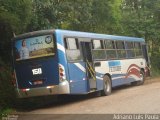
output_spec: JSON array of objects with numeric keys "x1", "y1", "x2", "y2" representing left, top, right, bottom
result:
[
  {"x1": 0, "y1": 108, "x2": 15, "y2": 119},
  {"x1": 151, "y1": 67, "x2": 160, "y2": 78}
]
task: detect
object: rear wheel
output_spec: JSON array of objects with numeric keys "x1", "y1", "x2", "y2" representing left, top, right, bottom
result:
[{"x1": 101, "y1": 75, "x2": 112, "y2": 96}]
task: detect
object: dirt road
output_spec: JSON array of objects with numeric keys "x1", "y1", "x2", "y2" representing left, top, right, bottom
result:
[{"x1": 16, "y1": 77, "x2": 160, "y2": 119}]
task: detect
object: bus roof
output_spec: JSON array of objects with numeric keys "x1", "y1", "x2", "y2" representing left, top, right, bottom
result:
[
  {"x1": 13, "y1": 29, "x2": 144, "y2": 42},
  {"x1": 56, "y1": 29, "x2": 145, "y2": 42},
  {"x1": 13, "y1": 29, "x2": 55, "y2": 40}
]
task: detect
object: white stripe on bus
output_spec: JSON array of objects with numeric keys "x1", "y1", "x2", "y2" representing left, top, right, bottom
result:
[
  {"x1": 112, "y1": 76, "x2": 126, "y2": 80},
  {"x1": 57, "y1": 43, "x2": 65, "y2": 53},
  {"x1": 74, "y1": 63, "x2": 86, "y2": 73},
  {"x1": 96, "y1": 76, "x2": 103, "y2": 80}
]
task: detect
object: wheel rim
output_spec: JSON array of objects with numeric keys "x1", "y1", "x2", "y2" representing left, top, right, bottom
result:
[
  {"x1": 104, "y1": 77, "x2": 111, "y2": 93},
  {"x1": 140, "y1": 72, "x2": 144, "y2": 82}
]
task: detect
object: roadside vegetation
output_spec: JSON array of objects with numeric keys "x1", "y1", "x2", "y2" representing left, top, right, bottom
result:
[
  {"x1": 0, "y1": 0, "x2": 160, "y2": 114},
  {"x1": 0, "y1": 59, "x2": 16, "y2": 115}
]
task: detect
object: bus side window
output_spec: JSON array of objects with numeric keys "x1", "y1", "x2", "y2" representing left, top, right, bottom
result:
[
  {"x1": 134, "y1": 42, "x2": 143, "y2": 57},
  {"x1": 64, "y1": 38, "x2": 82, "y2": 61},
  {"x1": 125, "y1": 41, "x2": 135, "y2": 58},
  {"x1": 92, "y1": 40, "x2": 106, "y2": 60},
  {"x1": 105, "y1": 40, "x2": 117, "y2": 59},
  {"x1": 93, "y1": 40, "x2": 103, "y2": 49},
  {"x1": 116, "y1": 41, "x2": 126, "y2": 59},
  {"x1": 64, "y1": 38, "x2": 68, "y2": 49}
]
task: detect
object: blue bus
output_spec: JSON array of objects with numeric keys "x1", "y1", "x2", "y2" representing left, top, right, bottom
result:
[{"x1": 12, "y1": 29, "x2": 150, "y2": 98}]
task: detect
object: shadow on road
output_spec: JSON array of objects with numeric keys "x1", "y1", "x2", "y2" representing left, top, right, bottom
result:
[
  {"x1": 15, "y1": 92, "x2": 99, "y2": 112},
  {"x1": 15, "y1": 83, "x2": 137, "y2": 112}
]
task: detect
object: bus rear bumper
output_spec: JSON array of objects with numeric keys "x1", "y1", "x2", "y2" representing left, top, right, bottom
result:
[{"x1": 16, "y1": 80, "x2": 70, "y2": 98}]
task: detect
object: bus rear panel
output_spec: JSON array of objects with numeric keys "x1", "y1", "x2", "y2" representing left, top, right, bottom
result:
[{"x1": 13, "y1": 30, "x2": 69, "y2": 98}]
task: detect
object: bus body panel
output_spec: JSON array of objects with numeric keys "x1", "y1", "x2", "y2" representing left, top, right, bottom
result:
[
  {"x1": 55, "y1": 29, "x2": 148, "y2": 93},
  {"x1": 95, "y1": 76, "x2": 103, "y2": 91},
  {"x1": 15, "y1": 57, "x2": 59, "y2": 89},
  {"x1": 55, "y1": 30, "x2": 89, "y2": 94},
  {"x1": 14, "y1": 31, "x2": 71, "y2": 98},
  {"x1": 67, "y1": 62, "x2": 88, "y2": 94},
  {"x1": 55, "y1": 31, "x2": 72, "y2": 95},
  {"x1": 94, "y1": 58, "x2": 146, "y2": 87},
  {"x1": 12, "y1": 29, "x2": 150, "y2": 98}
]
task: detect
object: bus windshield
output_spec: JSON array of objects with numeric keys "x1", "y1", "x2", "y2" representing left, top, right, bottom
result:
[{"x1": 14, "y1": 35, "x2": 55, "y2": 61}]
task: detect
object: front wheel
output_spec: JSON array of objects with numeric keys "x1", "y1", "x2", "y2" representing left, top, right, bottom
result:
[
  {"x1": 132, "y1": 70, "x2": 145, "y2": 86},
  {"x1": 138, "y1": 70, "x2": 145, "y2": 85},
  {"x1": 101, "y1": 75, "x2": 112, "y2": 96}
]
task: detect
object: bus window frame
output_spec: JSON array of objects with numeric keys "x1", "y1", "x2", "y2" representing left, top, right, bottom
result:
[
  {"x1": 92, "y1": 39, "x2": 106, "y2": 61},
  {"x1": 125, "y1": 41, "x2": 135, "y2": 59},
  {"x1": 63, "y1": 36, "x2": 145, "y2": 62},
  {"x1": 115, "y1": 41, "x2": 127, "y2": 59},
  {"x1": 13, "y1": 33, "x2": 57, "y2": 62},
  {"x1": 104, "y1": 40, "x2": 118, "y2": 60},
  {"x1": 64, "y1": 37, "x2": 83, "y2": 63},
  {"x1": 134, "y1": 42, "x2": 143, "y2": 58}
]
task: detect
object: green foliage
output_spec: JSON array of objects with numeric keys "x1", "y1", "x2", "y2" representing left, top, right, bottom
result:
[
  {"x1": 121, "y1": 0, "x2": 160, "y2": 40},
  {"x1": 0, "y1": 0, "x2": 33, "y2": 33},
  {"x1": 0, "y1": 0, "x2": 33, "y2": 62},
  {"x1": 0, "y1": 108, "x2": 14, "y2": 119},
  {"x1": 27, "y1": 0, "x2": 93, "y2": 31},
  {"x1": 0, "y1": 0, "x2": 160, "y2": 112},
  {"x1": 121, "y1": 0, "x2": 160, "y2": 75},
  {"x1": 151, "y1": 67, "x2": 160, "y2": 78},
  {"x1": 27, "y1": 0, "x2": 122, "y2": 33},
  {"x1": 0, "y1": 59, "x2": 16, "y2": 111},
  {"x1": 91, "y1": 0, "x2": 122, "y2": 34}
]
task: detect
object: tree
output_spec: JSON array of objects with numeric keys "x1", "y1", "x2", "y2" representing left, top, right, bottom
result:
[
  {"x1": 121, "y1": 0, "x2": 160, "y2": 70},
  {"x1": 27, "y1": 0, "x2": 94, "y2": 31},
  {"x1": 91, "y1": 0, "x2": 122, "y2": 34},
  {"x1": 27, "y1": 0, "x2": 122, "y2": 33},
  {"x1": 0, "y1": 0, "x2": 33, "y2": 62}
]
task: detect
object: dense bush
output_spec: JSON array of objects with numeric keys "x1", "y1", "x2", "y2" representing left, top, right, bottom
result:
[
  {"x1": 0, "y1": 59, "x2": 16, "y2": 112},
  {"x1": 151, "y1": 52, "x2": 160, "y2": 69},
  {"x1": 150, "y1": 52, "x2": 160, "y2": 77}
]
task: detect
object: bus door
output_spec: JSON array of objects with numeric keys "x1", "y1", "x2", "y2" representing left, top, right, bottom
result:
[
  {"x1": 80, "y1": 42, "x2": 96, "y2": 90},
  {"x1": 142, "y1": 43, "x2": 150, "y2": 76},
  {"x1": 142, "y1": 44, "x2": 150, "y2": 65}
]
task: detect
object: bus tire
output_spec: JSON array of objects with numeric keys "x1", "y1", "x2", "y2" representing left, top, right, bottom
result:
[
  {"x1": 101, "y1": 75, "x2": 112, "y2": 96},
  {"x1": 132, "y1": 70, "x2": 145, "y2": 86}
]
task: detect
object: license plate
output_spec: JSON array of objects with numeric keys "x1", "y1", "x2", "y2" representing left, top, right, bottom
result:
[{"x1": 33, "y1": 80, "x2": 43, "y2": 85}]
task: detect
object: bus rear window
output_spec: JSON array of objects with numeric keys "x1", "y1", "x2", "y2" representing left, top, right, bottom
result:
[{"x1": 14, "y1": 35, "x2": 55, "y2": 61}]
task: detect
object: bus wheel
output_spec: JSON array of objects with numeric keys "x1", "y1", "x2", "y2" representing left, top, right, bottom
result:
[
  {"x1": 101, "y1": 75, "x2": 112, "y2": 96},
  {"x1": 132, "y1": 70, "x2": 145, "y2": 86}
]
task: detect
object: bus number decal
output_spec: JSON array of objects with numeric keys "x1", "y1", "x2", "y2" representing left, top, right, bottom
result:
[{"x1": 32, "y1": 68, "x2": 42, "y2": 75}]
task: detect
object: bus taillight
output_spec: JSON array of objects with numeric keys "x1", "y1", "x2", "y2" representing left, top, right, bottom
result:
[
  {"x1": 21, "y1": 88, "x2": 30, "y2": 92},
  {"x1": 59, "y1": 64, "x2": 66, "y2": 82}
]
